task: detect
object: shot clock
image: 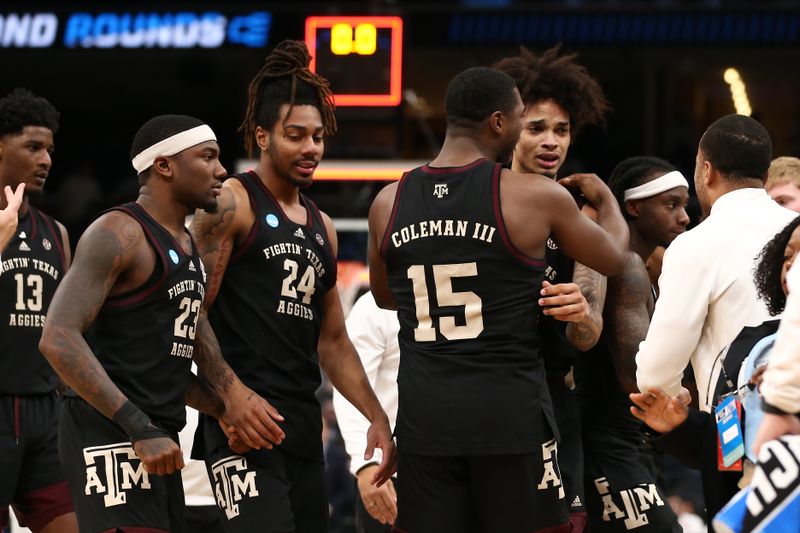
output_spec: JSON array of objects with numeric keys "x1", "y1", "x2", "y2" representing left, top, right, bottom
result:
[{"x1": 304, "y1": 15, "x2": 403, "y2": 106}]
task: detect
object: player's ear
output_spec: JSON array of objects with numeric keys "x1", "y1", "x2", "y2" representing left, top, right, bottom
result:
[
  {"x1": 624, "y1": 199, "x2": 640, "y2": 218},
  {"x1": 153, "y1": 156, "x2": 173, "y2": 178},
  {"x1": 255, "y1": 126, "x2": 269, "y2": 152},
  {"x1": 488, "y1": 110, "x2": 504, "y2": 135}
]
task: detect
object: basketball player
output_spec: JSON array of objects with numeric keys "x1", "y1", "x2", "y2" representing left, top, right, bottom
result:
[
  {"x1": 495, "y1": 46, "x2": 610, "y2": 529},
  {"x1": 189, "y1": 40, "x2": 394, "y2": 533},
  {"x1": 367, "y1": 66, "x2": 628, "y2": 533},
  {"x1": 39, "y1": 114, "x2": 281, "y2": 532},
  {"x1": 0, "y1": 89, "x2": 77, "y2": 533},
  {"x1": 575, "y1": 156, "x2": 689, "y2": 532}
]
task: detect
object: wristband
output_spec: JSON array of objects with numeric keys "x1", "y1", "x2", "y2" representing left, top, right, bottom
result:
[{"x1": 112, "y1": 400, "x2": 170, "y2": 443}]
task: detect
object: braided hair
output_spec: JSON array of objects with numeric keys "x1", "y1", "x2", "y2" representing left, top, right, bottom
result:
[
  {"x1": 607, "y1": 156, "x2": 677, "y2": 216},
  {"x1": 240, "y1": 40, "x2": 337, "y2": 158},
  {"x1": 493, "y1": 45, "x2": 609, "y2": 135},
  {"x1": 754, "y1": 215, "x2": 800, "y2": 316}
]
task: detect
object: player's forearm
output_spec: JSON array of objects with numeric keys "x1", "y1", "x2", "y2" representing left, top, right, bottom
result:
[
  {"x1": 322, "y1": 343, "x2": 386, "y2": 424},
  {"x1": 39, "y1": 324, "x2": 128, "y2": 419},
  {"x1": 192, "y1": 312, "x2": 239, "y2": 399},
  {"x1": 565, "y1": 315, "x2": 601, "y2": 351},
  {"x1": 186, "y1": 374, "x2": 225, "y2": 418},
  {"x1": 593, "y1": 190, "x2": 629, "y2": 251}
]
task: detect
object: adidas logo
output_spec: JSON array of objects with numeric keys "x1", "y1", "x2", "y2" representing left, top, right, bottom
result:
[
  {"x1": 188, "y1": 260, "x2": 197, "y2": 272},
  {"x1": 19, "y1": 231, "x2": 26, "y2": 238},
  {"x1": 571, "y1": 495, "x2": 582, "y2": 508},
  {"x1": 19, "y1": 241, "x2": 30, "y2": 252},
  {"x1": 294, "y1": 228, "x2": 305, "y2": 239}
]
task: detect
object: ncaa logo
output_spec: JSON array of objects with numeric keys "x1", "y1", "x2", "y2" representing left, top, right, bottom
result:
[
  {"x1": 546, "y1": 238, "x2": 558, "y2": 250},
  {"x1": 42, "y1": 238, "x2": 52, "y2": 251}
]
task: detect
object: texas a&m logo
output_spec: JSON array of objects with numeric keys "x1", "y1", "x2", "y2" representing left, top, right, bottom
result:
[
  {"x1": 537, "y1": 438, "x2": 565, "y2": 499},
  {"x1": 83, "y1": 443, "x2": 150, "y2": 507},
  {"x1": 212, "y1": 456, "x2": 260, "y2": 519},
  {"x1": 593, "y1": 477, "x2": 666, "y2": 530}
]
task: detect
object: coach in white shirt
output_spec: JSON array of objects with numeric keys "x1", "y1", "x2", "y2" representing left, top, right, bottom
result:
[
  {"x1": 333, "y1": 291, "x2": 400, "y2": 531},
  {"x1": 636, "y1": 114, "x2": 796, "y2": 412}
]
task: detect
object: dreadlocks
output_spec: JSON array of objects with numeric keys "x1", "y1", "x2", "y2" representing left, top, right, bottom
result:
[
  {"x1": 240, "y1": 39, "x2": 337, "y2": 158},
  {"x1": 493, "y1": 45, "x2": 609, "y2": 135}
]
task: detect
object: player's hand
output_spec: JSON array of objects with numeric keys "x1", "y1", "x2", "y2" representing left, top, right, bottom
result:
[
  {"x1": 558, "y1": 173, "x2": 612, "y2": 209},
  {"x1": 539, "y1": 280, "x2": 589, "y2": 322},
  {"x1": 753, "y1": 412, "x2": 800, "y2": 456},
  {"x1": 0, "y1": 184, "x2": 24, "y2": 252},
  {"x1": 133, "y1": 437, "x2": 184, "y2": 476},
  {"x1": 219, "y1": 419, "x2": 253, "y2": 455},
  {"x1": 629, "y1": 387, "x2": 690, "y2": 434},
  {"x1": 221, "y1": 382, "x2": 285, "y2": 451},
  {"x1": 365, "y1": 415, "x2": 396, "y2": 487},
  {"x1": 357, "y1": 465, "x2": 397, "y2": 525}
]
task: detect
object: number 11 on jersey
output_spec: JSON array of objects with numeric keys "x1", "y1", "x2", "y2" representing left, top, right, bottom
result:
[{"x1": 407, "y1": 262, "x2": 484, "y2": 342}]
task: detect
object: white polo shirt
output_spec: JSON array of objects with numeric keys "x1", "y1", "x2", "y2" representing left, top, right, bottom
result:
[{"x1": 636, "y1": 187, "x2": 796, "y2": 411}]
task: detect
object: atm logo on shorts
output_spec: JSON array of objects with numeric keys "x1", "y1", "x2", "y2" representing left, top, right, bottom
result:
[
  {"x1": 211, "y1": 456, "x2": 260, "y2": 519},
  {"x1": 83, "y1": 443, "x2": 150, "y2": 507},
  {"x1": 593, "y1": 477, "x2": 666, "y2": 530},
  {"x1": 537, "y1": 439, "x2": 565, "y2": 499}
]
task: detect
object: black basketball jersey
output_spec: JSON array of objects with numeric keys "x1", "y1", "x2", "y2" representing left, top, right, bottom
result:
[
  {"x1": 381, "y1": 159, "x2": 552, "y2": 455},
  {"x1": 0, "y1": 206, "x2": 66, "y2": 395},
  {"x1": 207, "y1": 171, "x2": 337, "y2": 460},
  {"x1": 85, "y1": 202, "x2": 206, "y2": 433},
  {"x1": 541, "y1": 243, "x2": 580, "y2": 376}
]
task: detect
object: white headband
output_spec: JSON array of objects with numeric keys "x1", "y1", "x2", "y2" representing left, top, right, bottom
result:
[
  {"x1": 623, "y1": 170, "x2": 689, "y2": 201},
  {"x1": 131, "y1": 125, "x2": 217, "y2": 173}
]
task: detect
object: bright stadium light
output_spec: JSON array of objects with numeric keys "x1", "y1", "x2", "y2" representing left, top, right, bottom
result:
[{"x1": 723, "y1": 67, "x2": 752, "y2": 116}]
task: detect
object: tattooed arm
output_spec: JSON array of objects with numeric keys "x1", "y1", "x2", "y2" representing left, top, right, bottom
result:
[
  {"x1": 605, "y1": 252, "x2": 654, "y2": 395},
  {"x1": 192, "y1": 311, "x2": 286, "y2": 450},
  {"x1": 40, "y1": 212, "x2": 142, "y2": 417},
  {"x1": 185, "y1": 373, "x2": 224, "y2": 419},
  {"x1": 564, "y1": 262, "x2": 607, "y2": 351},
  {"x1": 190, "y1": 178, "x2": 287, "y2": 451},
  {"x1": 189, "y1": 181, "x2": 244, "y2": 308},
  {"x1": 40, "y1": 212, "x2": 184, "y2": 475}
]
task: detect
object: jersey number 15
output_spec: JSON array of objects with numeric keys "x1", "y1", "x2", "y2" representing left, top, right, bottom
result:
[{"x1": 407, "y1": 262, "x2": 484, "y2": 342}]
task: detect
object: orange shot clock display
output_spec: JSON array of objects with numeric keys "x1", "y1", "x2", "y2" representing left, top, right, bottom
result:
[{"x1": 305, "y1": 15, "x2": 403, "y2": 106}]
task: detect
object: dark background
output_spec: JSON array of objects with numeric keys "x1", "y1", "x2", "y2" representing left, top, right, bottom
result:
[{"x1": 3, "y1": 1, "x2": 800, "y2": 246}]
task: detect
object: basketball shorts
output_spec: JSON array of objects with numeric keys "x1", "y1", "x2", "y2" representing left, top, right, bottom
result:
[
  {"x1": 583, "y1": 423, "x2": 680, "y2": 533},
  {"x1": 0, "y1": 393, "x2": 73, "y2": 531},
  {"x1": 59, "y1": 397, "x2": 184, "y2": 533},
  {"x1": 546, "y1": 375, "x2": 587, "y2": 522},
  {"x1": 201, "y1": 419, "x2": 328, "y2": 533},
  {"x1": 394, "y1": 445, "x2": 571, "y2": 533}
]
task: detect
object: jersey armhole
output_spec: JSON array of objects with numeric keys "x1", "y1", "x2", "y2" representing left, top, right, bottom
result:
[
  {"x1": 379, "y1": 174, "x2": 408, "y2": 261},
  {"x1": 491, "y1": 165, "x2": 546, "y2": 269},
  {"x1": 228, "y1": 173, "x2": 260, "y2": 265},
  {"x1": 37, "y1": 209, "x2": 67, "y2": 268},
  {"x1": 102, "y1": 206, "x2": 170, "y2": 308}
]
